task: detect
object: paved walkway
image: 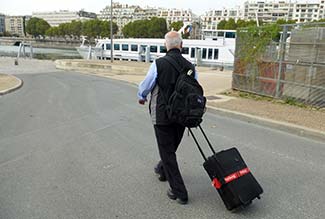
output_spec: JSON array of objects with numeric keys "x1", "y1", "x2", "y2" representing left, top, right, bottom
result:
[{"x1": 1, "y1": 57, "x2": 324, "y2": 140}]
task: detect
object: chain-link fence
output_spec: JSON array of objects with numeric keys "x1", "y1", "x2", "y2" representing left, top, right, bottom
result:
[{"x1": 233, "y1": 22, "x2": 325, "y2": 108}]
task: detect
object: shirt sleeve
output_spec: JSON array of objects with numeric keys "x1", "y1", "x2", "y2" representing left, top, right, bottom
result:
[
  {"x1": 194, "y1": 70, "x2": 198, "y2": 80},
  {"x1": 137, "y1": 61, "x2": 158, "y2": 100}
]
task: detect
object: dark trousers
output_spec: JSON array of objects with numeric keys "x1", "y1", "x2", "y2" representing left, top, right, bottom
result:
[{"x1": 154, "y1": 123, "x2": 188, "y2": 199}]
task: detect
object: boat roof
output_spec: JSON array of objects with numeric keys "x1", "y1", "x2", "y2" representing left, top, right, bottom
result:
[{"x1": 97, "y1": 38, "x2": 234, "y2": 47}]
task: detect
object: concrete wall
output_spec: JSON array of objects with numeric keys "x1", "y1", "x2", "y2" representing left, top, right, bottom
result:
[{"x1": 0, "y1": 37, "x2": 81, "y2": 49}]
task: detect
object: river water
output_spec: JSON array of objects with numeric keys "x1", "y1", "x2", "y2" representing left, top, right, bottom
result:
[{"x1": 0, "y1": 45, "x2": 81, "y2": 60}]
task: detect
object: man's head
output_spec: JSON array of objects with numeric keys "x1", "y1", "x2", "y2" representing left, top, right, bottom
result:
[{"x1": 164, "y1": 31, "x2": 183, "y2": 51}]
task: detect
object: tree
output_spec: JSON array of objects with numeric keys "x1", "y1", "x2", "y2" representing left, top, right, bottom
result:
[
  {"x1": 82, "y1": 19, "x2": 101, "y2": 38},
  {"x1": 58, "y1": 23, "x2": 71, "y2": 36},
  {"x1": 122, "y1": 17, "x2": 167, "y2": 38},
  {"x1": 26, "y1": 17, "x2": 51, "y2": 37},
  {"x1": 148, "y1": 17, "x2": 168, "y2": 38},
  {"x1": 170, "y1": 21, "x2": 183, "y2": 31},
  {"x1": 224, "y1": 18, "x2": 237, "y2": 30},
  {"x1": 123, "y1": 20, "x2": 148, "y2": 38},
  {"x1": 99, "y1": 20, "x2": 118, "y2": 37},
  {"x1": 246, "y1": 20, "x2": 258, "y2": 27},
  {"x1": 81, "y1": 19, "x2": 117, "y2": 38},
  {"x1": 217, "y1": 20, "x2": 227, "y2": 29},
  {"x1": 276, "y1": 19, "x2": 296, "y2": 25},
  {"x1": 236, "y1": 19, "x2": 247, "y2": 28},
  {"x1": 45, "y1": 26, "x2": 59, "y2": 37},
  {"x1": 69, "y1": 20, "x2": 82, "y2": 37}
]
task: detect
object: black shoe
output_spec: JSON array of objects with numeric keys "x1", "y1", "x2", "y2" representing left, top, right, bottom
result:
[
  {"x1": 167, "y1": 189, "x2": 188, "y2": 205},
  {"x1": 154, "y1": 167, "x2": 167, "y2": 182},
  {"x1": 167, "y1": 189, "x2": 177, "y2": 200}
]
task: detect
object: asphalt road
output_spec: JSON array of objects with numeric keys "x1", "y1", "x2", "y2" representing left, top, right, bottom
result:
[{"x1": 0, "y1": 70, "x2": 325, "y2": 219}]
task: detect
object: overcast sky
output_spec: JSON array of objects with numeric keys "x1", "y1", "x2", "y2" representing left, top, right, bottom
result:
[{"x1": 0, "y1": 0, "x2": 320, "y2": 16}]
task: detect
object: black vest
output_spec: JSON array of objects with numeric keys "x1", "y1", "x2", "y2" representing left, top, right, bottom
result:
[{"x1": 149, "y1": 48, "x2": 195, "y2": 125}]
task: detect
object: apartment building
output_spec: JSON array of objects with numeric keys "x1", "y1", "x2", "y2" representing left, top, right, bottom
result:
[
  {"x1": 0, "y1": 13, "x2": 5, "y2": 34},
  {"x1": 321, "y1": 0, "x2": 325, "y2": 19},
  {"x1": 5, "y1": 16, "x2": 26, "y2": 36},
  {"x1": 201, "y1": 7, "x2": 243, "y2": 30},
  {"x1": 243, "y1": 0, "x2": 323, "y2": 22},
  {"x1": 130, "y1": 7, "x2": 159, "y2": 21},
  {"x1": 32, "y1": 10, "x2": 97, "y2": 27},
  {"x1": 99, "y1": 3, "x2": 157, "y2": 36},
  {"x1": 243, "y1": 1, "x2": 295, "y2": 22},
  {"x1": 157, "y1": 8, "x2": 195, "y2": 24},
  {"x1": 292, "y1": 2, "x2": 320, "y2": 22}
]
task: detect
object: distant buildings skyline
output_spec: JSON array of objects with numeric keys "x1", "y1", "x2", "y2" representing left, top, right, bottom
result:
[
  {"x1": 1, "y1": 0, "x2": 325, "y2": 37},
  {"x1": 32, "y1": 10, "x2": 97, "y2": 27},
  {"x1": 99, "y1": 3, "x2": 197, "y2": 36}
]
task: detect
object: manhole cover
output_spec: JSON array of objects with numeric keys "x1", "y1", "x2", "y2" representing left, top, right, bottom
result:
[{"x1": 206, "y1": 96, "x2": 221, "y2": 100}]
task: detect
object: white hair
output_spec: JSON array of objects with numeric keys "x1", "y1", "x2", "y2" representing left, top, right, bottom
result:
[{"x1": 164, "y1": 31, "x2": 182, "y2": 50}]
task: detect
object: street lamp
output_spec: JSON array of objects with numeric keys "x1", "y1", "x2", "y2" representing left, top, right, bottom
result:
[{"x1": 110, "y1": 0, "x2": 113, "y2": 63}]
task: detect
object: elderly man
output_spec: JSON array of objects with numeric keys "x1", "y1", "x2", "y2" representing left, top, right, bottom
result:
[{"x1": 137, "y1": 31, "x2": 197, "y2": 205}]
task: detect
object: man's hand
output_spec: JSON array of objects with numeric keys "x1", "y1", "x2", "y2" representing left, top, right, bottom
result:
[{"x1": 138, "y1": 99, "x2": 146, "y2": 105}]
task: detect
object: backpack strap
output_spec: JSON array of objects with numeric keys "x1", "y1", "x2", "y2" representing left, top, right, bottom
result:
[
  {"x1": 163, "y1": 55, "x2": 195, "y2": 78},
  {"x1": 163, "y1": 55, "x2": 183, "y2": 74},
  {"x1": 156, "y1": 55, "x2": 183, "y2": 119}
]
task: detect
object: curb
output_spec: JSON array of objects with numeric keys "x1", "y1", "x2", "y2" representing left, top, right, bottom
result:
[
  {"x1": 0, "y1": 76, "x2": 24, "y2": 96},
  {"x1": 207, "y1": 106, "x2": 325, "y2": 142}
]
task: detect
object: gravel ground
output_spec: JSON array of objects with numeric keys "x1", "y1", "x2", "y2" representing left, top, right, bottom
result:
[{"x1": 209, "y1": 98, "x2": 325, "y2": 132}]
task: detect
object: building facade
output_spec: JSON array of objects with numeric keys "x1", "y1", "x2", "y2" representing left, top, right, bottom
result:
[
  {"x1": 0, "y1": 14, "x2": 5, "y2": 34},
  {"x1": 157, "y1": 8, "x2": 195, "y2": 24},
  {"x1": 243, "y1": 1, "x2": 295, "y2": 22},
  {"x1": 201, "y1": 7, "x2": 243, "y2": 30},
  {"x1": 99, "y1": 2, "x2": 197, "y2": 35},
  {"x1": 243, "y1": 0, "x2": 324, "y2": 23},
  {"x1": 32, "y1": 10, "x2": 97, "y2": 27},
  {"x1": 5, "y1": 16, "x2": 26, "y2": 36},
  {"x1": 99, "y1": 3, "x2": 156, "y2": 36},
  {"x1": 201, "y1": 0, "x2": 324, "y2": 33},
  {"x1": 321, "y1": 0, "x2": 325, "y2": 19},
  {"x1": 292, "y1": 2, "x2": 320, "y2": 22}
]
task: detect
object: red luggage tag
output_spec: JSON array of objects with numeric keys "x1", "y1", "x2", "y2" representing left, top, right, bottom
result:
[
  {"x1": 211, "y1": 178, "x2": 222, "y2": 189},
  {"x1": 212, "y1": 167, "x2": 250, "y2": 189}
]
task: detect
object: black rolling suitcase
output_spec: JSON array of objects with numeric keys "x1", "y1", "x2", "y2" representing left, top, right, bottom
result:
[{"x1": 189, "y1": 125, "x2": 263, "y2": 211}]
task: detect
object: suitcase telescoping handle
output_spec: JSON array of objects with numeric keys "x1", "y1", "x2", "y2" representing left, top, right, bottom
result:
[{"x1": 188, "y1": 125, "x2": 216, "y2": 161}]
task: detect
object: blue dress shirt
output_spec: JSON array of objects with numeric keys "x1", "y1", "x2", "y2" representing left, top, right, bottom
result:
[{"x1": 138, "y1": 60, "x2": 198, "y2": 100}]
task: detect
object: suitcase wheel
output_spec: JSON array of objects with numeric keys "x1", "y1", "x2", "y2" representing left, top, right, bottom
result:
[{"x1": 242, "y1": 200, "x2": 252, "y2": 209}]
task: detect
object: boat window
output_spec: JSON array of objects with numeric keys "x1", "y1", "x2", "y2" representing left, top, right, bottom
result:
[
  {"x1": 141, "y1": 45, "x2": 147, "y2": 52},
  {"x1": 160, "y1": 46, "x2": 167, "y2": 53},
  {"x1": 150, "y1": 46, "x2": 158, "y2": 53},
  {"x1": 182, "y1": 47, "x2": 189, "y2": 55},
  {"x1": 217, "y1": 31, "x2": 224, "y2": 37},
  {"x1": 131, "y1": 44, "x2": 138, "y2": 52},
  {"x1": 114, "y1": 44, "x2": 120, "y2": 50},
  {"x1": 122, "y1": 44, "x2": 129, "y2": 51},
  {"x1": 106, "y1": 43, "x2": 111, "y2": 50},
  {"x1": 208, "y1": 48, "x2": 213, "y2": 59},
  {"x1": 214, "y1": 49, "x2": 219, "y2": 60},
  {"x1": 190, "y1": 48, "x2": 195, "y2": 58},
  {"x1": 202, "y1": 48, "x2": 207, "y2": 59},
  {"x1": 225, "y1": 32, "x2": 236, "y2": 38}
]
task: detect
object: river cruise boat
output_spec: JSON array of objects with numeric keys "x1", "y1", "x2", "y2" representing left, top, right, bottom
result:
[{"x1": 77, "y1": 30, "x2": 236, "y2": 67}]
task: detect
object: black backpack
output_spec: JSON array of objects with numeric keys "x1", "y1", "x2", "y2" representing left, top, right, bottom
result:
[{"x1": 162, "y1": 56, "x2": 206, "y2": 128}]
